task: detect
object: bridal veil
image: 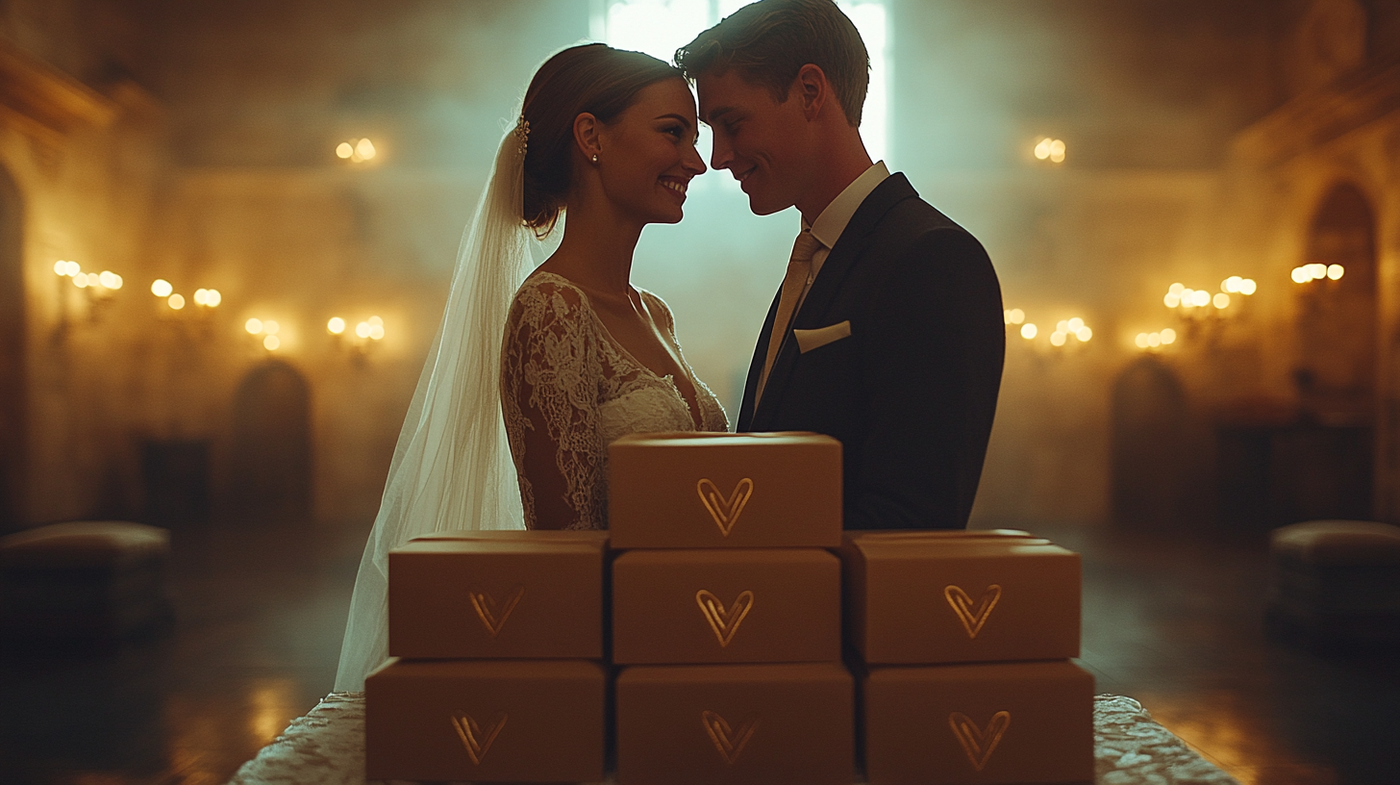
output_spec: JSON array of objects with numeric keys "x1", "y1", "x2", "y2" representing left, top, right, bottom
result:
[{"x1": 334, "y1": 120, "x2": 534, "y2": 691}]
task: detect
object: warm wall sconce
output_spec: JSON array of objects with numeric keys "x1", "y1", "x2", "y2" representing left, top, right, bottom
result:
[
  {"x1": 1049, "y1": 317, "x2": 1092, "y2": 347},
  {"x1": 55, "y1": 260, "x2": 123, "y2": 296},
  {"x1": 1033, "y1": 137, "x2": 1066, "y2": 164},
  {"x1": 328, "y1": 314, "x2": 386, "y2": 358},
  {"x1": 1291, "y1": 263, "x2": 1342, "y2": 284},
  {"x1": 1134, "y1": 328, "x2": 1177, "y2": 351},
  {"x1": 336, "y1": 138, "x2": 378, "y2": 163},
  {"x1": 245, "y1": 318, "x2": 282, "y2": 351}
]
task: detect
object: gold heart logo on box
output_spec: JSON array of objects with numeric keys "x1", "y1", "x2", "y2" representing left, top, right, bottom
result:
[
  {"x1": 948, "y1": 710, "x2": 1010, "y2": 772},
  {"x1": 469, "y1": 585, "x2": 525, "y2": 638},
  {"x1": 696, "y1": 478, "x2": 754, "y2": 537},
  {"x1": 943, "y1": 584, "x2": 1001, "y2": 639},
  {"x1": 695, "y1": 589, "x2": 754, "y2": 647},
  {"x1": 450, "y1": 710, "x2": 507, "y2": 765},
  {"x1": 701, "y1": 710, "x2": 759, "y2": 764}
]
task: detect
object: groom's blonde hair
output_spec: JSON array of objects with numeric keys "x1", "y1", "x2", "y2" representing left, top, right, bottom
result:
[{"x1": 675, "y1": 0, "x2": 870, "y2": 126}]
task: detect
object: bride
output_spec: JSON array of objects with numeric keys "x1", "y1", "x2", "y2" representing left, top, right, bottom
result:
[{"x1": 335, "y1": 44, "x2": 728, "y2": 690}]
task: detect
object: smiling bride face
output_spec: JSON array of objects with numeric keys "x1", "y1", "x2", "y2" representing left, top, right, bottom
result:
[
  {"x1": 520, "y1": 44, "x2": 698, "y2": 237},
  {"x1": 586, "y1": 79, "x2": 707, "y2": 227}
]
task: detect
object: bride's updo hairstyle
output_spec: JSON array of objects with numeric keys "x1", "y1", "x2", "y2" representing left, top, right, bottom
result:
[{"x1": 521, "y1": 43, "x2": 683, "y2": 237}]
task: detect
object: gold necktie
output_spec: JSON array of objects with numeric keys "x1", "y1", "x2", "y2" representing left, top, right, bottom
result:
[{"x1": 756, "y1": 230, "x2": 823, "y2": 405}]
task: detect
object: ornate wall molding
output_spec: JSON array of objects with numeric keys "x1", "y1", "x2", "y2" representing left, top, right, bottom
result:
[{"x1": 0, "y1": 35, "x2": 116, "y2": 145}]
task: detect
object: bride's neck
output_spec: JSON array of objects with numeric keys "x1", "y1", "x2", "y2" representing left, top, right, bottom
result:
[{"x1": 545, "y1": 198, "x2": 643, "y2": 297}]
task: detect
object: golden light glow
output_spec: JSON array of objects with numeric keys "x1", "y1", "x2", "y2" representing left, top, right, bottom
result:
[
  {"x1": 1293, "y1": 264, "x2": 1339, "y2": 284},
  {"x1": 1020, "y1": 323, "x2": 1037, "y2": 339},
  {"x1": 168, "y1": 293, "x2": 186, "y2": 310},
  {"x1": 205, "y1": 289, "x2": 221, "y2": 307},
  {"x1": 85, "y1": 272, "x2": 100, "y2": 287},
  {"x1": 263, "y1": 320, "x2": 280, "y2": 336},
  {"x1": 152, "y1": 279, "x2": 174, "y2": 297},
  {"x1": 53, "y1": 260, "x2": 67, "y2": 275},
  {"x1": 1004, "y1": 308, "x2": 1025, "y2": 325},
  {"x1": 1307, "y1": 263, "x2": 1326, "y2": 279},
  {"x1": 369, "y1": 324, "x2": 385, "y2": 340},
  {"x1": 193, "y1": 289, "x2": 209, "y2": 305},
  {"x1": 99, "y1": 271, "x2": 123, "y2": 289},
  {"x1": 1168, "y1": 283, "x2": 1185, "y2": 295},
  {"x1": 73, "y1": 275, "x2": 89, "y2": 289},
  {"x1": 1075, "y1": 326, "x2": 1092, "y2": 342},
  {"x1": 1191, "y1": 290, "x2": 1210, "y2": 307},
  {"x1": 245, "y1": 318, "x2": 263, "y2": 334},
  {"x1": 63, "y1": 261, "x2": 81, "y2": 277},
  {"x1": 1238, "y1": 278, "x2": 1256, "y2": 295},
  {"x1": 327, "y1": 317, "x2": 346, "y2": 335},
  {"x1": 341, "y1": 137, "x2": 378, "y2": 163},
  {"x1": 1161, "y1": 328, "x2": 1176, "y2": 344},
  {"x1": 1213, "y1": 293, "x2": 1230, "y2": 309},
  {"x1": 368, "y1": 315, "x2": 383, "y2": 328},
  {"x1": 354, "y1": 321, "x2": 372, "y2": 339},
  {"x1": 1033, "y1": 137, "x2": 1066, "y2": 163},
  {"x1": 1164, "y1": 293, "x2": 1180, "y2": 308},
  {"x1": 1067, "y1": 317, "x2": 1084, "y2": 332},
  {"x1": 1135, "y1": 333, "x2": 1149, "y2": 348},
  {"x1": 1049, "y1": 330, "x2": 1067, "y2": 347},
  {"x1": 1327, "y1": 264, "x2": 1344, "y2": 280},
  {"x1": 263, "y1": 335, "x2": 280, "y2": 351}
]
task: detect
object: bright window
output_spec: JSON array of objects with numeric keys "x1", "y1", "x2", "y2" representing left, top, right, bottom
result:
[{"x1": 590, "y1": 0, "x2": 890, "y2": 163}]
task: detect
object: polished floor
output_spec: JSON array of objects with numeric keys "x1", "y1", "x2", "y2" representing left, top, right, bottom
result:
[{"x1": 0, "y1": 520, "x2": 1396, "y2": 785}]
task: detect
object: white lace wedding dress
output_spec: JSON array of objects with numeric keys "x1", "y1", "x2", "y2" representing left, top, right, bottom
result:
[{"x1": 501, "y1": 272, "x2": 729, "y2": 529}]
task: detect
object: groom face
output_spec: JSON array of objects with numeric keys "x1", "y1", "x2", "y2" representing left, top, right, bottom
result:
[{"x1": 697, "y1": 69, "x2": 813, "y2": 216}]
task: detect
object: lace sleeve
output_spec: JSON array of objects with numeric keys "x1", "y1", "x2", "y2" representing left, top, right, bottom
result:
[{"x1": 500, "y1": 279, "x2": 606, "y2": 530}]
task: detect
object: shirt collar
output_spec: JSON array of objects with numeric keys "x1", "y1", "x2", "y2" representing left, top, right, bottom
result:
[{"x1": 804, "y1": 161, "x2": 891, "y2": 249}]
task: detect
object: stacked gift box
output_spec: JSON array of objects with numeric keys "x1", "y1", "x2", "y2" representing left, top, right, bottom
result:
[
  {"x1": 608, "y1": 432, "x2": 854, "y2": 785},
  {"x1": 364, "y1": 431, "x2": 1094, "y2": 784},
  {"x1": 841, "y1": 530, "x2": 1095, "y2": 784},
  {"x1": 364, "y1": 529, "x2": 610, "y2": 782}
]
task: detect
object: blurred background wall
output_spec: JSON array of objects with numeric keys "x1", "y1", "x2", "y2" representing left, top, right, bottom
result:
[{"x1": 2, "y1": 0, "x2": 1398, "y2": 534}]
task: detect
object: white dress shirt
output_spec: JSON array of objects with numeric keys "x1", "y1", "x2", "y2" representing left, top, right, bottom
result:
[{"x1": 796, "y1": 160, "x2": 891, "y2": 312}]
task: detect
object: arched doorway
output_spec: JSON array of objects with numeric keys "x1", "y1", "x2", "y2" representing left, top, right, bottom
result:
[
  {"x1": 1288, "y1": 182, "x2": 1377, "y2": 521},
  {"x1": 230, "y1": 360, "x2": 312, "y2": 523},
  {"x1": 0, "y1": 166, "x2": 24, "y2": 532},
  {"x1": 1111, "y1": 355, "x2": 1194, "y2": 528},
  {"x1": 1295, "y1": 182, "x2": 1376, "y2": 419}
]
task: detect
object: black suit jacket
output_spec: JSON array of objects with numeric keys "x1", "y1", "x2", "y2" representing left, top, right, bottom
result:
[{"x1": 737, "y1": 173, "x2": 1004, "y2": 530}]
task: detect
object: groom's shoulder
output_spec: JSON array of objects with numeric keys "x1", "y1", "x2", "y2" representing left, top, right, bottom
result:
[
  {"x1": 870, "y1": 173, "x2": 972, "y2": 238},
  {"x1": 863, "y1": 174, "x2": 988, "y2": 267}
]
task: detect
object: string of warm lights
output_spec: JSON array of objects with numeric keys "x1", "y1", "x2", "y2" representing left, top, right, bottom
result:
[
  {"x1": 1291, "y1": 263, "x2": 1343, "y2": 284},
  {"x1": 53, "y1": 260, "x2": 124, "y2": 294},
  {"x1": 336, "y1": 138, "x2": 378, "y2": 163}
]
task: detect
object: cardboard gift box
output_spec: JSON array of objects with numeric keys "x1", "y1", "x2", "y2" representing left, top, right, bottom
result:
[
  {"x1": 608, "y1": 432, "x2": 842, "y2": 549},
  {"x1": 616, "y1": 662, "x2": 854, "y2": 785},
  {"x1": 841, "y1": 532, "x2": 1080, "y2": 664},
  {"x1": 862, "y1": 660, "x2": 1094, "y2": 785},
  {"x1": 389, "y1": 531, "x2": 606, "y2": 659},
  {"x1": 612, "y1": 548, "x2": 841, "y2": 664},
  {"x1": 364, "y1": 658, "x2": 607, "y2": 783}
]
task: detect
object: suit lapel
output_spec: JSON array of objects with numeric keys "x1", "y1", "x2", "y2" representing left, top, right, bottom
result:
[
  {"x1": 748, "y1": 174, "x2": 920, "y2": 430},
  {"x1": 737, "y1": 289, "x2": 781, "y2": 430}
]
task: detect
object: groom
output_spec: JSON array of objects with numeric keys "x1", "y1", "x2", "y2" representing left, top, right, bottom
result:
[{"x1": 678, "y1": 0, "x2": 1004, "y2": 530}]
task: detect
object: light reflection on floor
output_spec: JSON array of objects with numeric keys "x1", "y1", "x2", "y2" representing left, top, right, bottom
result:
[{"x1": 1135, "y1": 689, "x2": 1338, "y2": 785}]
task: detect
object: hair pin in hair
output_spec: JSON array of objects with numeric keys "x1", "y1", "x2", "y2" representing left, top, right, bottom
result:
[{"x1": 514, "y1": 115, "x2": 530, "y2": 155}]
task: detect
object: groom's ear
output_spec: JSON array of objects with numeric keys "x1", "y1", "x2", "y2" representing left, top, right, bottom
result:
[
  {"x1": 573, "y1": 112, "x2": 602, "y2": 160},
  {"x1": 794, "y1": 64, "x2": 830, "y2": 122}
]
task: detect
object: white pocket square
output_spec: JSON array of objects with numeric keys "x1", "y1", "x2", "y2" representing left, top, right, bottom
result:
[{"x1": 794, "y1": 320, "x2": 852, "y2": 353}]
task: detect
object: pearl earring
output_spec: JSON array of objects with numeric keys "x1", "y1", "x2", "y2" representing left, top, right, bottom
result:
[{"x1": 591, "y1": 154, "x2": 599, "y2": 164}]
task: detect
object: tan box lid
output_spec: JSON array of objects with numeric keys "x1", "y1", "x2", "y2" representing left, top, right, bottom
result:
[
  {"x1": 608, "y1": 432, "x2": 842, "y2": 549},
  {"x1": 863, "y1": 660, "x2": 1094, "y2": 785},
  {"x1": 842, "y1": 532, "x2": 1080, "y2": 664},
  {"x1": 613, "y1": 549, "x2": 841, "y2": 664},
  {"x1": 617, "y1": 663, "x2": 854, "y2": 785},
  {"x1": 389, "y1": 533, "x2": 605, "y2": 659},
  {"x1": 365, "y1": 658, "x2": 605, "y2": 783}
]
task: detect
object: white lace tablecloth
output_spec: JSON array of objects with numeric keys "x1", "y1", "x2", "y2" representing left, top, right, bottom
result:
[{"x1": 227, "y1": 693, "x2": 1237, "y2": 785}]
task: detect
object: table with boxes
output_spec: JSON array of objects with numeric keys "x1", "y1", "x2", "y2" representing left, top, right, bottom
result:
[{"x1": 364, "y1": 431, "x2": 1092, "y2": 784}]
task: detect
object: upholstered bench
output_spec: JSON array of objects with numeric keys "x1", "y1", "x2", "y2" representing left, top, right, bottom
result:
[
  {"x1": 0, "y1": 521, "x2": 172, "y2": 642},
  {"x1": 1267, "y1": 519, "x2": 1400, "y2": 643}
]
